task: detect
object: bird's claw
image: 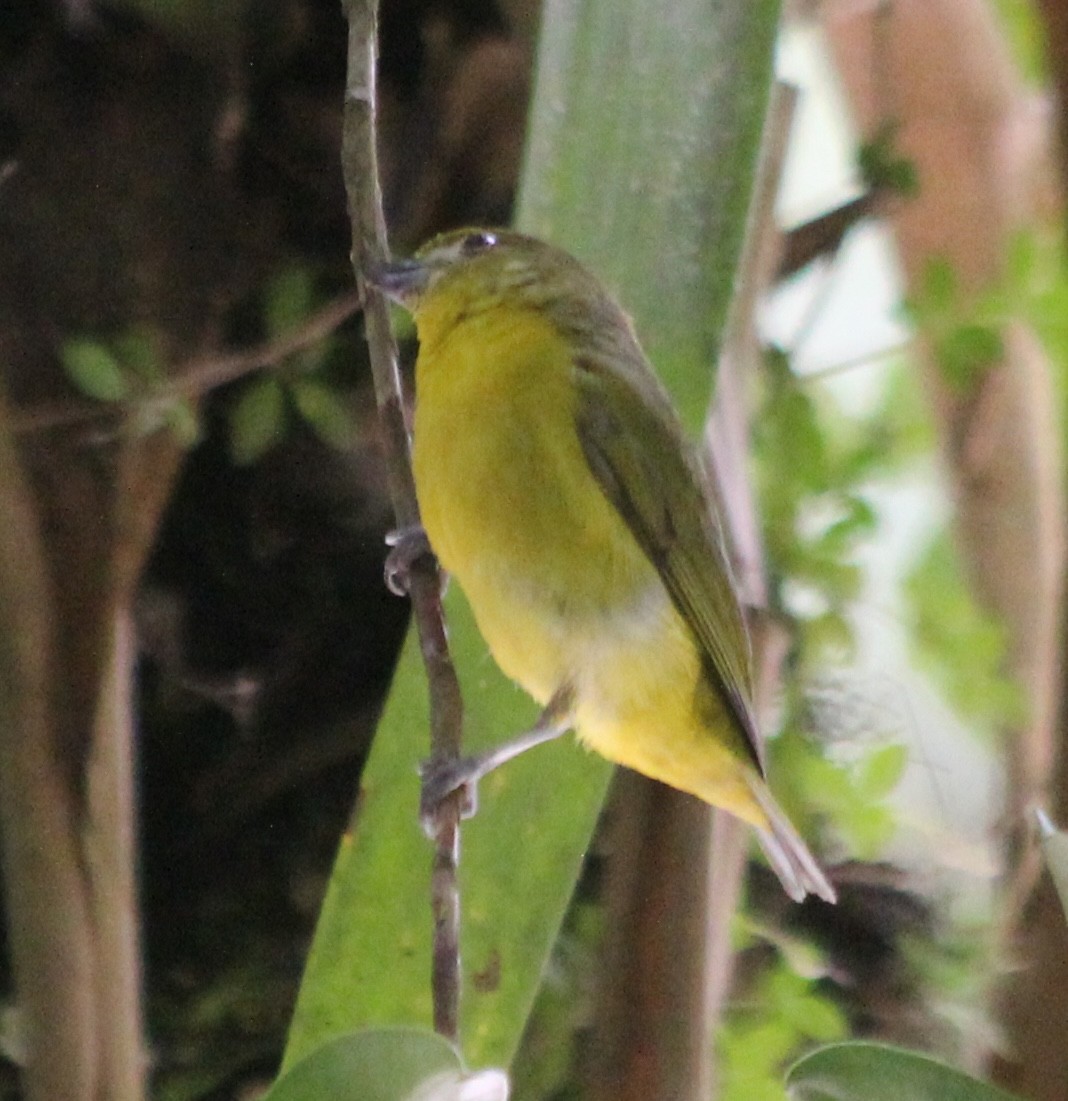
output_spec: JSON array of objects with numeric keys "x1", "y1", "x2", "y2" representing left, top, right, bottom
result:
[
  {"x1": 384, "y1": 525, "x2": 433, "y2": 596},
  {"x1": 419, "y1": 754, "x2": 480, "y2": 837}
]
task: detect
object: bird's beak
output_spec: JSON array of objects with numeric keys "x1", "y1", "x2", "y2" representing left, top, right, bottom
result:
[{"x1": 366, "y1": 258, "x2": 429, "y2": 307}]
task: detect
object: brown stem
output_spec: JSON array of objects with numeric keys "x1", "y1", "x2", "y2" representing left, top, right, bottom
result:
[
  {"x1": 590, "y1": 776, "x2": 717, "y2": 1101},
  {"x1": 85, "y1": 608, "x2": 145, "y2": 1100},
  {"x1": 341, "y1": 0, "x2": 465, "y2": 1043},
  {"x1": 775, "y1": 191, "x2": 888, "y2": 280},
  {"x1": 0, "y1": 387, "x2": 97, "y2": 1101}
]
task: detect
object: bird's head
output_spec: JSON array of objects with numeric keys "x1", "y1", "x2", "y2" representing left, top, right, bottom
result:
[{"x1": 368, "y1": 228, "x2": 620, "y2": 344}]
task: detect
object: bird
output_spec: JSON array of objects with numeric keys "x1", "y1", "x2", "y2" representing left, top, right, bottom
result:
[{"x1": 370, "y1": 228, "x2": 835, "y2": 903}]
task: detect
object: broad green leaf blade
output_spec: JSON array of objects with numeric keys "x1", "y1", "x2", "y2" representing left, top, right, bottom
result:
[
  {"x1": 786, "y1": 1042, "x2": 1023, "y2": 1101},
  {"x1": 516, "y1": 0, "x2": 780, "y2": 430},
  {"x1": 284, "y1": 589, "x2": 610, "y2": 1068},
  {"x1": 264, "y1": 1027, "x2": 460, "y2": 1101},
  {"x1": 509, "y1": 0, "x2": 781, "y2": 1079}
]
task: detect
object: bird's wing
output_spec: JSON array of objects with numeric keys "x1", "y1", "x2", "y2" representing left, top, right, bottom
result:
[{"x1": 573, "y1": 351, "x2": 764, "y2": 773}]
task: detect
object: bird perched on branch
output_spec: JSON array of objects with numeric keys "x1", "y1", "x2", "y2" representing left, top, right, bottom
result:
[{"x1": 371, "y1": 228, "x2": 835, "y2": 904}]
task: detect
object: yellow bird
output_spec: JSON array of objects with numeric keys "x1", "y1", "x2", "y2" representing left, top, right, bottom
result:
[{"x1": 372, "y1": 229, "x2": 835, "y2": 903}]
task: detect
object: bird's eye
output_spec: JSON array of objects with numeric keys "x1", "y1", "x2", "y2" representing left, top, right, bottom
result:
[{"x1": 461, "y1": 231, "x2": 498, "y2": 255}]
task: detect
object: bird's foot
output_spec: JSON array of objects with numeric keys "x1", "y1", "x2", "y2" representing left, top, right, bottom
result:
[
  {"x1": 384, "y1": 525, "x2": 434, "y2": 596},
  {"x1": 419, "y1": 753, "x2": 481, "y2": 837}
]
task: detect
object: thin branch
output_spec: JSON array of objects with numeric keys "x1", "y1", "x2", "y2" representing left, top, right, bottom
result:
[
  {"x1": 170, "y1": 291, "x2": 363, "y2": 396},
  {"x1": 341, "y1": 0, "x2": 465, "y2": 1043},
  {"x1": 798, "y1": 339, "x2": 913, "y2": 385},
  {"x1": 775, "y1": 190, "x2": 890, "y2": 281},
  {"x1": 8, "y1": 291, "x2": 362, "y2": 436}
]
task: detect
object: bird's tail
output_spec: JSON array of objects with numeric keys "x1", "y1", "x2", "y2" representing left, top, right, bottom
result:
[{"x1": 747, "y1": 775, "x2": 837, "y2": 904}]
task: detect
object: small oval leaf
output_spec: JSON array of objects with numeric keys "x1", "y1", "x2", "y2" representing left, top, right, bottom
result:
[
  {"x1": 61, "y1": 340, "x2": 131, "y2": 402},
  {"x1": 857, "y1": 743, "x2": 908, "y2": 800},
  {"x1": 230, "y1": 375, "x2": 286, "y2": 465},
  {"x1": 163, "y1": 398, "x2": 202, "y2": 449},
  {"x1": 265, "y1": 266, "x2": 315, "y2": 338},
  {"x1": 291, "y1": 377, "x2": 357, "y2": 451}
]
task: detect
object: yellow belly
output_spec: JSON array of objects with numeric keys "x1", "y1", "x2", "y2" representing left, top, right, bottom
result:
[{"x1": 412, "y1": 307, "x2": 764, "y2": 826}]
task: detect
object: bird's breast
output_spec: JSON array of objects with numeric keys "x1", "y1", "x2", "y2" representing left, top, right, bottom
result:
[
  {"x1": 411, "y1": 306, "x2": 656, "y2": 698},
  {"x1": 413, "y1": 309, "x2": 649, "y2": 601}
]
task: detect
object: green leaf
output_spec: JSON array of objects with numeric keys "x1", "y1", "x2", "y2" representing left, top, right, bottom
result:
[
  {"x1": 265, "y1": 265, "x2": 316, "y2": 339},
  {"x1": 290, "y1": 377, "x2": 357, "y2": 450},
  {"x1": 777, "y1": 392, "x2": 829, "y2": 491},
  {"x1": 770, "y1": 733, "x2": 899, "y2": 862},
  {"x1": 855, "y1": 743, "x2": 908, "y2": 800},
  {"x1": 162, "y1": 398, "x2": 202, "y2": 449},
  {"x1": 230, "y1": 375, "x2": 287, "y2": 465},
  {"x1": 794, "y1": 998, "x2": 847, "y2": 1043},
  {"x1": 721, "y1": 1019, "x2": 795, "y2": 1101},
  {"x1": 766, "y1": 967, "x2": 846, "y2": 1042},
  {"x1": 720, "y1": 961, "x2": 844, "y2": 1101},
  {"x1": 515, "y1": 0, "x2": 781, "y2": 431},
  {"x1": 61, "y1": 339, "x2": 131, "y2": 402},
  {"x1": 1005, "y1": 229, "x2": 1038, "y2": 291},
  {"x1": 936, "y1": 324, "x2": 1003, "y2": 393},
  {"x1": 862, "y1": 362, "x2": 935, "y2": 467},
  {"x1": 823, "y1": 495, "x2": 878, "y2": 545},
  {"x1": 792, "y1": 554, "x2": 862, "y2": 605},
  {"x1": 787, "y1": 1042, "x2": 1024, "y2": 1101},
  {"x1": 113, "y1": 324, "x2": 164, "y2": 383},
  {"x1": 839, "y1": 802, "x2": 896, "y2": 859},
  {"x1": 283, "y1": 590, "x2": 612, "y2": 1070},
  {"x1": 262, "y1": 1027, "x2": 463, "y2": 1101},
  {"x1": 858, "y1": 127, "x2": 918, "y2": 198},
  {"x1": 989, "y1": 0, "x2": 1049, "y2": 85},
  {"x1": 917, "y1": 257, "x2": 958, "y2": 319},
  {"x1": 800, "y1": 612, "x2": 855, "y2": 661},
  {"x1": 904, "y1": 533, "x2": 1026, "y2": 731}
]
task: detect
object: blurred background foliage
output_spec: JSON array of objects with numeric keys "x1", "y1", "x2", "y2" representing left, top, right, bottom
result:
[{"x1": 2, "y1": 0, "x2": 1068, "y2": 1099}]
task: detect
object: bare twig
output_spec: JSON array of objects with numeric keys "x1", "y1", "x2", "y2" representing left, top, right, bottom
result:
[
  {"x1": 169, "y1": 292, "x2": 362, "y2": 396},
  {"x1": 798, "y1": 339, "x2": 913, "y2": 385},
  {"x1": 341, "y1": 0, "x2": 465, "y2": 1043},
  {"x1": 775, "y1": 189, "x2": 891, "y2": 280},
  {"x1": 8, "y1": 291, "x2": 362, "y2": 436}
]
